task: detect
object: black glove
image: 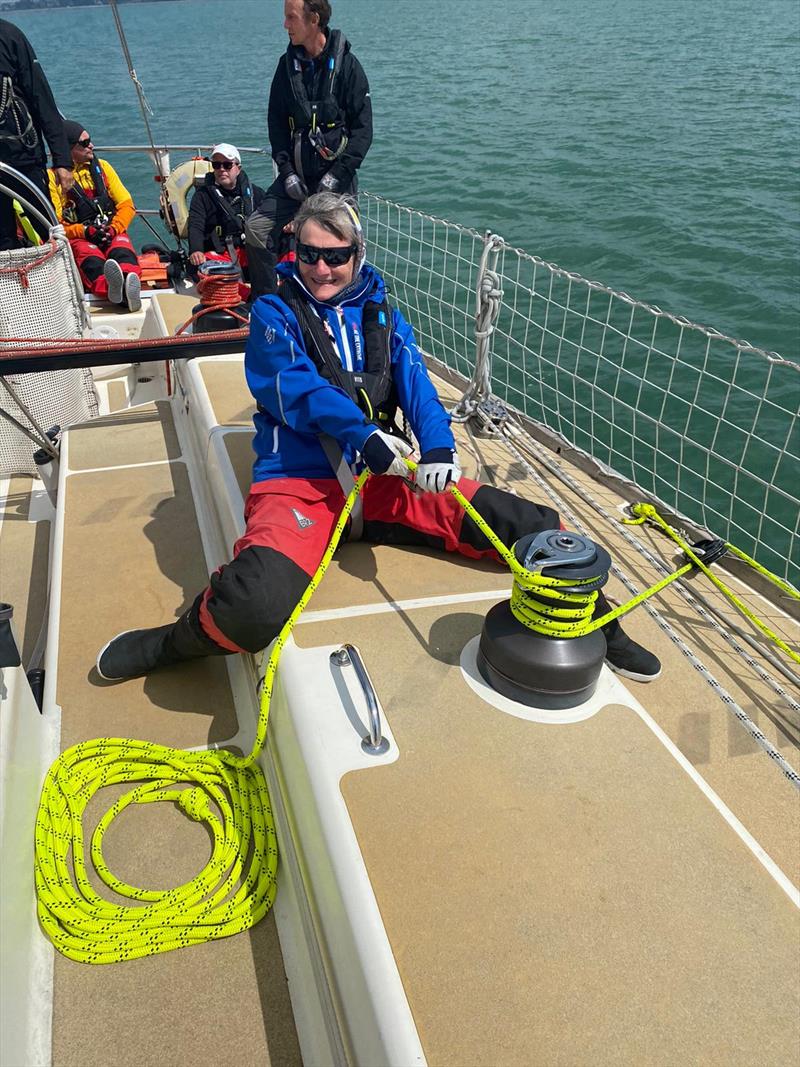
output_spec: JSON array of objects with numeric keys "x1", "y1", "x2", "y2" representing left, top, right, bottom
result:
[
  {"x1": 284, "y1": 171, "x2": 308, "y2": 203},
  {"x1": 317, "y1": 172, "x2": 340, "y2": 193},
  {"x1": 84, "y1": 224, "x2": 112, "y2": 249}
]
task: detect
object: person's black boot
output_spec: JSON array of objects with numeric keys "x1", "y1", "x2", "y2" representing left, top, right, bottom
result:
[
  {"x1": 593, "y1": 591, "x2": 661, "y2": 682},
  {"x1": 602, "y1": 620, "x2": 662, "y2": 682},
  {"x1": 96, "y1": 601, "x2": 228, "y2": 681}
]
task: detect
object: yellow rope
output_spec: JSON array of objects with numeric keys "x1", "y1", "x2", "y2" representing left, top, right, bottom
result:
[
  {"x1": 34, "y1": 471, "x2": 369, "y2": 964},
  {"x1": 623, "y1": 503, "x2": 800, "y2": 665},
  {"x1": 448, "y1": 480, "x2": 698, "y2": 637},
  {"x1": 35, "y1": 468, "x2": 797, "y2": 964}
]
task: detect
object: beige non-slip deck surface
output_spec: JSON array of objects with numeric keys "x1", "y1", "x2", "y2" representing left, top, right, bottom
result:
[
  {"x1": 448, "y1": 414, "x2": 800, "y2": 886},
  {"x1": 199, "y1": 359, "x2": 255, "y2": 426},
  {"x1": 53, "y1": 403, "x2": 300, "y2": 1067},
  {"x1": 154, "y1": 292, "x2": 198, "y2": 337},
  {"x1": 299, "y1": 605, "x2": 800, "y2": 1067}
]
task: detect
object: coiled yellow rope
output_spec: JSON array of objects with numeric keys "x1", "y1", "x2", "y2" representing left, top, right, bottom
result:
[
  {"x1": 34, "y1": 467, "x2": 797, "y2": 964},
  {"x1": 35, "y1": 469, "x2": 370, "y2": 964}
]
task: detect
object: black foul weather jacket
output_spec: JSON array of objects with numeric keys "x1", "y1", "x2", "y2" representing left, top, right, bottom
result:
[
  {"x1": 267, "y1": 29, "x2": 372, "y2": 190},
  {"x1": 188, "y1": 170, "x2": 266, "y2": 255},
  {"x1": 0, "y1": 19, "x2": 71, "y2": 170}
]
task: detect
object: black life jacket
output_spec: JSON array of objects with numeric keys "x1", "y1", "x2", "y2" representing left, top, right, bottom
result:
[
  {"x1": 285, "y1": 30, "x2": 349, "y2": 165},
  {"x1": 279, "y1": 275, "x2": 398, "y2": 426},
  {"x1": 202, "y1": 169, "x2": 255, "y2": 250},
  {"x1": 66, "y1": 157, "x2": 115, "y2": 225}
]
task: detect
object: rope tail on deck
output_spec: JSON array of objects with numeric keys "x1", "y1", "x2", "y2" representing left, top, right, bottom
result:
[{"x1": 33, "y1": 463, "x2": 800, "y2": 964}]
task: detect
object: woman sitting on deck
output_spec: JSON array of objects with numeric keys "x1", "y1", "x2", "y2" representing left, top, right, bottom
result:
[{"x1": 97, "y1": 192, "x2": 661, "y2": 683}]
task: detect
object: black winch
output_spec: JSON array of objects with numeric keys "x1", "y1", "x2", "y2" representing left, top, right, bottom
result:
[
  {"x1": 192, "y1": 260, "x2": 248, "y2": 334},
  {"x1": 476, "y1": 530, "x2": 613, "y2": 710}
]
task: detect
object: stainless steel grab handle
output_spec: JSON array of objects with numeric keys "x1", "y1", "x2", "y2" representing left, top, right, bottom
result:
[{"x1": 330, "y1": 644, "x2": 390, "y2": 755}]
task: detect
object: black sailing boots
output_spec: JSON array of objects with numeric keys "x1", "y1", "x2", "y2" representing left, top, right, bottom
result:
[{"x1": 96, "y1": 599, "x2": 228, "y2": 681}]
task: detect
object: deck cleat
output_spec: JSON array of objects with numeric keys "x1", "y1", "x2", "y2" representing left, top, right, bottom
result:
[{"x1": 477, "y1": 530, "x2": 612, "y2": 710}]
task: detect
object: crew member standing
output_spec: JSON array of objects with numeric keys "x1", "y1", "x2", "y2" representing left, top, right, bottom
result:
[
  {"x1": 48, "y1": 121, "x2": 142, "y2": 312},
  {"x1": 245, "y1": 0, "x2": 372, "y2": 297},
  {"x1": 0, "y1": 18, "x2": 73, "y2": 250}
]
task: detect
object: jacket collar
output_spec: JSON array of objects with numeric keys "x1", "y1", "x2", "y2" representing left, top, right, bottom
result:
[{"x1": 277, "y1": 261, "x2": 384, "y2": 309}]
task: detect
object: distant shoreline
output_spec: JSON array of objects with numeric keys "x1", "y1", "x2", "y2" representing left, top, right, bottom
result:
[{"x1": 1, "y1": 0, "x2": 181, "y2": 11}]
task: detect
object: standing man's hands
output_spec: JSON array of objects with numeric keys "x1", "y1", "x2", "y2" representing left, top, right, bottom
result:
[
  {"x1": 284, "y1": 171, "x2": 308, "y2": 202},
  {"x1": 54, "y1": 167, "x2": 74, "y2": 193},
  {"x1": 317, "y1": 172, "x2": 340, "y2": 193},
  {"x1": 189, "y1": 251, "x2": 207, "y2": 267}
]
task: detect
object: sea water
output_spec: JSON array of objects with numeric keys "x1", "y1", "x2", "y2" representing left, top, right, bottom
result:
[{"x1": 8, "y1": 0, "x2": 799, "y2": 357}]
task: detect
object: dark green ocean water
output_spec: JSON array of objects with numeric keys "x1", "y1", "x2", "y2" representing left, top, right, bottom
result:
[{"x1": 8, "y1": 0, "x2": 800, "y2": 358}]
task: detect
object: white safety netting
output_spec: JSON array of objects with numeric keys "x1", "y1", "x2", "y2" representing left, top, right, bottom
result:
[
  {"x1": 0, "y1": 231, "x2": 97, "y2": 475},
  {"x1": 361, "y1": 193, "x2": 799, "y2": 587}
]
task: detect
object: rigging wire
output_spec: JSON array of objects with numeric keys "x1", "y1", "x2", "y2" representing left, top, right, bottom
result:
[{"x1": 106, "y1": 0, "x2": 184, "y2": 250}]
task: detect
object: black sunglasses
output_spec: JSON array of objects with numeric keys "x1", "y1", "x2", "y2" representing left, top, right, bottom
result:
[
  {"x1": 76, "y1": 137, "x2": 92, "y2": 147},
  {"x1": 296, "y1": 242, "x2": 357, "y2": 267},
  {"x1": 211, "y1": 160, "x2": 236, "y2": 171}
]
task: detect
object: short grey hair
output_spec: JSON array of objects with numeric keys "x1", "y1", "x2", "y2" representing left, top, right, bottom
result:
[{"x1": 293, "y1": 192, "x2": 362, "y2": 247}]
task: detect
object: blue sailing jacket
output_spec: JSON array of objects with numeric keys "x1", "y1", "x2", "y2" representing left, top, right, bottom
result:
[{"x1": 245, "y1": 262, "x2": 456, "y2": 482}]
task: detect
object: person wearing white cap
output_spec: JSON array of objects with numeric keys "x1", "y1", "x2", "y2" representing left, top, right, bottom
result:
[{"x1": 187, "y1": 143, "x2": 265, "y2": 273}]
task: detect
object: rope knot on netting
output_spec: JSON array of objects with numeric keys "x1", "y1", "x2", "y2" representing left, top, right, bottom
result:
[
  {"x1": 475, "y1": 269, "x2": 503, "y2": 340},
  {"x1": 0, "y1": 238, "x2": 57, "y2": 290}
]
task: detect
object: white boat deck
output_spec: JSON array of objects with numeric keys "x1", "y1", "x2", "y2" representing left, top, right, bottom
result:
[{"x1": 1, "y1": 291, "x2": 797, "y2": 1065}]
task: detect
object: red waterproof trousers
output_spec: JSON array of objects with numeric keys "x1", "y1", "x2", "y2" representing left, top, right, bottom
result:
[
  {"x1": 70, "y1": 233, "x2": 140, "y2": 298},
  {"x1": 198, "y1": 474, "x2": 560, "y2": 654}
]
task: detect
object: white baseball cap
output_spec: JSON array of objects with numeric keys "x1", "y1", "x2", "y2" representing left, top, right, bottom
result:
[{"x1": 210, "y1": 143, "x2": 240, "y2": 163}]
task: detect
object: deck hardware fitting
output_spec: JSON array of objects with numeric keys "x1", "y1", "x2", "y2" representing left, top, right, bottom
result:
[{"x1": 330, "y1": 645, "x2": 390, "y2": 755}]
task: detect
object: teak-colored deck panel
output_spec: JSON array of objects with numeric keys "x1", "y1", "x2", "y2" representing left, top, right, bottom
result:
[
  {"x1": 456, "y1": 423, "x2": 800, "y2": 883},
  {"x1": 0, "y1": 474, "x2": 49, "y2": 662},
  {"x1": 56, "y1": 461, "x2": 236, "y2": 749},
  {"x1": 154, "y1": 292, "x2": 198, "y2": 337},
  {"x1": 52, "y1": 404, "x2": 300, "y2": 1067},
  {"x1": 67, "y1": 401, "x2": 180, "y2": 471},
  {"x1": 298, "y1": 606, "x2": 800, "y2": 1067},
  {"x1": 198, "y1": 359, "x2": 255, "y2": 425}
]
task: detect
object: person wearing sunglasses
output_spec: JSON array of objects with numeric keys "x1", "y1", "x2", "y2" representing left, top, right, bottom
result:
[
  {"x1": 187, "y1": 143, "x2": 265, "y2": 277},
  {"x1": 97, "y1": 192, "x2": 661, "y2": 687},
  {"x1": 244, "y1": 0, "x2": 373, "y2": 299},
  {"x1": 47, "y1": 120, "x2": 141, "y2": 311},
  {"x1": 0, "y1": 18, "x2": 74, "y2": 250}
]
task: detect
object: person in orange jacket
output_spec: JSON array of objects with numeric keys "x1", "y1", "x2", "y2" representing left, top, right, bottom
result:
[{"x1": 48, "y1": 120, "x2": 141, "y2": 311}]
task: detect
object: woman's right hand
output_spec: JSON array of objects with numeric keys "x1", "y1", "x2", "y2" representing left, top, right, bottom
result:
[{"x1": 189, "y1": 251, "x2": 206, "y2": 266}]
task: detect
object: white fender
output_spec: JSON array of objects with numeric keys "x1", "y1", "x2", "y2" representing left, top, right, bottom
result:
[{"x1": 160, "y1": 157, "x2": 212, "y2": 239}]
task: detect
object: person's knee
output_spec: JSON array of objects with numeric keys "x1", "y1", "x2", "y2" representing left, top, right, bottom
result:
[
  {"x1": 204, "y1": 546, "x2": 309, "y2": 653},
  {"x1": 245, "y1": 210, "x2": 274, "y2": 249},
  {"x1": 460, "y1": 485, "x2": 560, "y2": 553}
]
